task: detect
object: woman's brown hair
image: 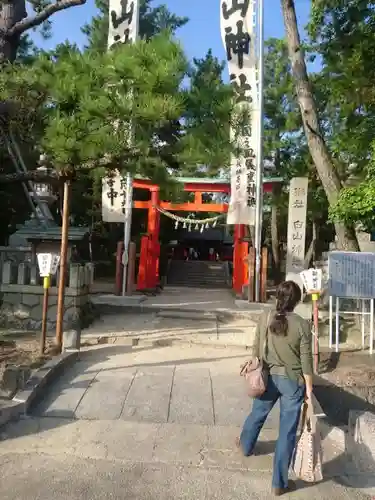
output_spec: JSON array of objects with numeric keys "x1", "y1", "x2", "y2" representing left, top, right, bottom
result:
[{"x1": 269, "y1": 280, "x2": 302, "y2": 336}]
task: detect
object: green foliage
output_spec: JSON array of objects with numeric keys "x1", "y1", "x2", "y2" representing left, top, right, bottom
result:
[
  {"x1": 329, "y1": 179, "x2": 375, "y2": 231},
  {"x1": 308, "y1": 0, "x2": 375, "y2": 176},
  {"x1": 307, "y1": 1, "x2": 375, "y2": 228},
  {"x1": 1, "y1": 35, "x2": 189, "y2": 175},
  {"x1": 181, "y1": 50, "x2": 233, "y2": 175}
]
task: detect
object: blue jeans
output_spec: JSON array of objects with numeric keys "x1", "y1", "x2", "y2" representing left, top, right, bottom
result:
[{"x1": 239, "y1": 374, "x2": 305, "y2": 489}]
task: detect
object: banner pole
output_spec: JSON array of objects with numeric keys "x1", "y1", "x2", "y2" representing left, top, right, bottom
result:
[{"x1": 254, "y1": 0, "x2": 264, "y2": 302}]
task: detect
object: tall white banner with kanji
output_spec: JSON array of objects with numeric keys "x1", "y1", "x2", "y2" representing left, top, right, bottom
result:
[
  {"x1": 102, "y1": 0, "x2": 139, "y2": 223},
  {"x1": 220, "y1": 0, "x2": 259, "y2": 225},
  {"x1": 108, "y1": 0, "x2": 139, "y2": 48}
]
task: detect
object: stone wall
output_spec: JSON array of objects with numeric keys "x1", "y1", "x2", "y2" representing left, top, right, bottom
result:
[{"x1": 0, "y1": 261, "x2": 95, "y2": 332}]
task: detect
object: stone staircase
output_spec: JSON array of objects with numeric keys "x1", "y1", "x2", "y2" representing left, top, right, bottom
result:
[{"x1": 167, "y1": 260, "x2": 229, "y2": 288}]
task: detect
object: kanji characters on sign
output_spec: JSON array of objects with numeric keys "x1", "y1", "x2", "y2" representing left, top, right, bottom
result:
[
  {"x1": 224, "y1": 20, "x2": 251, "y2": 70},
  {"x1": 286, "y1": 177, "x2": 309, "y2": 276},
  {"x1": 108, "y1": 0, "x2": 139, "y2": 48}
]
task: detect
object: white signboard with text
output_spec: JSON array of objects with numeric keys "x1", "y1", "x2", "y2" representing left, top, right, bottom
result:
[
  {"x1": 286, "y1": 177, "x2": 308, "y2": 285},
  {"x1": 220, "y1": 0, "x2": 258, "y2": 225},
  {"x1": 107, "y1": 0, "x2": 139, "y2": 48},
  {"x1": 37, "y1": 253, "x2": 60, "y2": 277},
  {"x1": 300, "y1": 268, "x2": 322, "y2": 294},
  {"x1": 102, "y1": 172, "x2": 132, "y2": 223}
]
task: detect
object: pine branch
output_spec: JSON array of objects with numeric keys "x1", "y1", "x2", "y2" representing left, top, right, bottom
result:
[
  {"x1": 0, "y1": 170, "x2": 59, "y2": 184},
  {"x1": 6, "y1": 0, "x2": 87, "y2": 37}
]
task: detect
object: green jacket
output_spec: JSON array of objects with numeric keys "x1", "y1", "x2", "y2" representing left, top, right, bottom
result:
[{"x1": 253, "y1": 309, "x2": 313, "y2": 382}]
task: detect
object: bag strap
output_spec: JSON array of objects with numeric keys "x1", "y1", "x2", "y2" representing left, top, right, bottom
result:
[
  {"x1": 300, "y1": 400, "x2": 316, "y2": 433},
  {"x1": 261, "y1": 310, "x2": 272, "y2": 360}
]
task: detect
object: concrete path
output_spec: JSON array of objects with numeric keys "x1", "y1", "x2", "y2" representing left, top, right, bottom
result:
[
  {"x1": 0, "y1": 345, "x2": 369, "y2": 499},
  {"x1": 92, "y1": 286, "x2": 270, "y2": 315},
  {"x1": 81, "y1": 312, "x2": 259, "y2": 348}
]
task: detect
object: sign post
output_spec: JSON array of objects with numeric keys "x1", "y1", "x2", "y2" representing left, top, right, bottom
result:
[
  {"x1": 300, "y1": 268, "x2": 323, "y2": 373},
  {"x1": 37, "y1": 253, "x2": 60, "y2": 355}
]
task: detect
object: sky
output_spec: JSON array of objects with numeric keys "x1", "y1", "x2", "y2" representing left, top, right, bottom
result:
[{"x1": 33, "y1": 0, "x2": 313, "y2": 64}]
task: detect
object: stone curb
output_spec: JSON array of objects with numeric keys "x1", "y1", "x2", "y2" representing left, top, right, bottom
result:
[
  {"x1": 312, "y1": 381, "x2": 348, "y2": 453},
  {"x1": 80, "y1": 334, "x2": 254, "y2": 350},
  {"x1": 0, "y1": 351, "x2": 79, "y2": 428},
  {"x1": 93, "y1": 303, "x2": 263, "y2": 322}
]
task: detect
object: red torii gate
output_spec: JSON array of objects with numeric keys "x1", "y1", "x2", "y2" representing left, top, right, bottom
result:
[{"x1": 131, "y1": 177, "x2": 278, "y2": 295}]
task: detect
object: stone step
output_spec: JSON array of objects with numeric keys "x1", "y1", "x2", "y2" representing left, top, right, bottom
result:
[{"x1": 156, "y1": 310, "x2": 218, "y2": 320}]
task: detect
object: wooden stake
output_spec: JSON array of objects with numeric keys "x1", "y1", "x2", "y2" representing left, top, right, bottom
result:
[
  {"x1": 40, "y1": 275, "x2": 50, "y2": 355},
  {"x1": 260, "y1": 247, "x2": 268, "y2": 303},
  {"x1": 55, "y1": 179, "x2": 71, "y2": 352}
]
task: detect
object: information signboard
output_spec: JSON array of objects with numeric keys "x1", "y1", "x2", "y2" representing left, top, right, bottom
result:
[{"x1": 328, "y1": 251, "x2": 375, "y2": 298}]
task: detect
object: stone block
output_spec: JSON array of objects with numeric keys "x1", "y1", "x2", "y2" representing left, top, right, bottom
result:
[
  {"x1": 30, "y1": 304, "x2": 43, "y2": 321},
  {"x1": 17, "y1": 263, "x2": 29, "y2": 285},
  {"x1": 348, "y1": 410, "x2": 375, "y2": 473},
  {"x1": 64, "y1": 306, "x2": 80, "y2": 326},
  {"x1": 64, "y1": 296, "x2": 74, "y2": 308},
  {"x1": 29, "y1": 265, "x2": 39, "y2": 285},
  {"x1": 48, "y1": 294, "x2": 58, "y2": 307},
  {"x1": 1, "y1": 261, "x2": 12, "y2": 284},
  {"x1": 79, "y1": 266, "x2": 85, "y2": 287},
  {"x1": 13, "y1": 303, "x2": 30, "y2": 320},
  {"x1": 22, "y1": 293, "x2": 41, "y2": 307},
  {"x1": 29, "y1": 319, "x2": 42, "y2": 330},
  {"x1": 3, "y1": 292, "x2": 22, "y2": 306},
  {"x1": 47, "y1": 305, "x2": 58, "y2": 321},
  {"x1": 0, "y1": 365, "x2": 31, "y2": 398},
  {"x1": 69, "y1": 264, "x2": 81, "y2": 289},
  {"x1": 63, "y1": 329, "x2": 81, "y2": 350},
  {"x1": 0, "y1": 302, "x2": 13, "y2": 318}
]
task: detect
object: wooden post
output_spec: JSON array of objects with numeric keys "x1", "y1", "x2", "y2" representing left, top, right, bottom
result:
[
  {"x1": 126, "y1": 242, "x2": 136, "y2": 295},
  {"x1": 55, "y1": 179, "x2": 71, "y2": 352},
  {"x1": 115, "y1": 241, "x2": 124, "y2": 295},
  {"x1": 260, "y1": 247, "x2": 268, "y2": 303},
  {"x1": 248, "y1": 247, "x2": 255, "y2": 302},
  {"x1": 312, "y1": 293, "x2": 320, "y2": 373},
  {"x1": 40, "y1": 275, "x2": 50, "y2": 355}
]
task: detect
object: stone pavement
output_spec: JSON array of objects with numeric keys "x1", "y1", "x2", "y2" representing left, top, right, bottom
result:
[
  {"x1": 81, "y1": 311, "x2": 259, "y2": 347},
  {"x1": 0, "y1": 345, "x2": 371, "y2": 499}
]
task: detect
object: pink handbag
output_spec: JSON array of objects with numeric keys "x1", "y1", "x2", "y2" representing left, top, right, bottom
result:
[
  {"x1": 240, "y1": 312, "x2": 270, "y2": 398},
  {"x1": 293, "y1": 401, "x2": 323, "y2": 482}
]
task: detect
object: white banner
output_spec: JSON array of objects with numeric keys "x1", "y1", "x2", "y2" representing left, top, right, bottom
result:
[
  {"x1": 108, "y1": 0, "x2": 140, "y2": 48},
  {"x1": 103, "y1": 0, "x2": 139, "y2": 224},
  {"x1": 102, "y1": 172, "x2": 132, "y2": 222},
  {"x1": 220, "y1": 0, "x2": 258, "y2": 225}
]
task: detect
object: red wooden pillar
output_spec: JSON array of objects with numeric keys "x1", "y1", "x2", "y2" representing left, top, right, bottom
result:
[
  {"x1": 233, "y1": 224, "x2": 247, "y2": 294},
  {"x1": 147, "y1": 187, "x2": 160, "y2": 289},
  {"x1": 137, "y1": 235, "x2": 149, "y2": 290}
]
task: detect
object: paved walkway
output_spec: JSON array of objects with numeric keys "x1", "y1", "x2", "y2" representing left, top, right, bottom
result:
[
  {"x1": 92, "y1": 286, "x2": 270, "y2": 314},
  {"x1": 0, "y1": 345, "x2": 369, "y2": 499}
]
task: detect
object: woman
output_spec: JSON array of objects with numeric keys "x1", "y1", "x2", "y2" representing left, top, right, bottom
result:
[{"x1": 238, "y1": 280, "x2": 313, "y2": 496}]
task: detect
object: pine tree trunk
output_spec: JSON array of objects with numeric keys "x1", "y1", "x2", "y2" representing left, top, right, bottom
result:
[
  {"x1": 280, "y1": 0, "x2": 359, "y2": 252},
  {"x1": 0, "y1": 0, "x2": 26, "y2": 63}
]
